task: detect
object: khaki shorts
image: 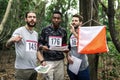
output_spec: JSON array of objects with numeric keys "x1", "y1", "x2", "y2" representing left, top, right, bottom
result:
[
  {"x1": 43, "y1": 60, "x2": 64, "y2": 80},
  {"x1": 15, "y1": 69, "x2": 37, "y2": 80}
]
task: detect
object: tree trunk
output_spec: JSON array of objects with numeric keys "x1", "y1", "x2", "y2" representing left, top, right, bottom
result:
[
  {"x1": 107, "y1": 0, "x2": 120, "y2": 52},
  {"x1": 80, "y1": 0, "x2": 99, "y2": 80},
  {"x1": 0, "y1": 0, "x2": 13, "y2": 34}
]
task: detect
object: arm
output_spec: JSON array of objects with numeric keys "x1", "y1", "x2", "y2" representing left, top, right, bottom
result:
[
  {"x1": 6, "y1": 38, "x2": 14, "y2": 48},
  {"x1": 37, "y1": 51, "x2": 46, "y2": 66},
  {"x1": 70, "y1": 25, "x2": 78, "y2": 39},
  {"x1": 65, "y1": 34, "x2": 73, "y2": 64},
  {"x1": 39, "y1": 45, "x2": 49, "y2": 51},
  {"x1": 6, "y1": 35, "x2": 22, "y2": 48},
  {"x1": 66, "y1": 52, "x2": 73, "y2": 64},
  {"x1": 38, "y1": 29, "x2": 49, "y2": 51}
]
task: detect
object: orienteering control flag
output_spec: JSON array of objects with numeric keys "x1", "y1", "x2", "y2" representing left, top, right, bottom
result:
[{"x1": 78, "y1": 26, "x2": 109, "y2": 54}]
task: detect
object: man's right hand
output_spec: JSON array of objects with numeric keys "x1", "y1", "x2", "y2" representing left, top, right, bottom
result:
[
  {"x1": 6, "y1": 35, "x2": 22, "y2": 48},
  {"x1": 12, "y1": 35, "x2": 22, "y2": 42},
  {"x1": 67, "y1": 55, "x2": 73, "y2": 64},
  {"x1": 42, "y1": 46, "x2": 49, "y2": 51}
]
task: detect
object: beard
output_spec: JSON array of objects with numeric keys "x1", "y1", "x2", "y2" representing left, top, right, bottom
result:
[
  {"x1": 72, "y1": 23, "x2": 79, "y2": 29},
  {"x1": 74, "y1": 25, "x2": 79, "y2": 29},
  {"x1": 53, "y1": 23, "x2": 60, "y2": 28},
  {"x1": 27, "y1": 22, "x2": 36, "y2": 27}
]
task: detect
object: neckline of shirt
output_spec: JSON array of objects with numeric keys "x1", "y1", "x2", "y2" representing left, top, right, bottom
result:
[{"x1": 24, "y1": 26, "x2": 33, "y2": 34}]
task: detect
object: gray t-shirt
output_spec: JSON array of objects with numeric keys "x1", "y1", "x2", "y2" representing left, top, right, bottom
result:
[
  {"x1": 70, "y1": 34, "x2": 89, "y2": 71},
  {"x1": 12, "y1": 26, "x2": 38, "y2": 69}
]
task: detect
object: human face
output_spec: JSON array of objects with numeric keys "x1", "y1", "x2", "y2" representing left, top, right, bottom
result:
[
  {"x1": 52, "y1": 14, "x2": 62, "y2": 28},
  {"x1": 25, "y1": 12, "x2": 36, "y2": 27},
  {"x1": 71, "y1": 17, "x2": 81, "y2": 29}
]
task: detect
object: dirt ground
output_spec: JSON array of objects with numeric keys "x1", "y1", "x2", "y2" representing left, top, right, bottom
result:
[
  {"x1": 0, "y1": 50, "x2": 69, "y2": 80},
  {"x1": 2, "y1": 50, "x2": 120, "y2": 80}
]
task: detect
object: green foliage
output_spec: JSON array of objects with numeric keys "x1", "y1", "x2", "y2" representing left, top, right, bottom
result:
[
  {"x1": 0, "y1": 0, "x2": 8, "y2": 22},
  {"x1": 98, "y1": 41, "x2": 120, "y2": 79},
  {"x1": 1, "y1": 0, "x2": 120, "y2": 79},
  {"x1": 44, "y1": 0, "x2": 78, "y2": 28}
]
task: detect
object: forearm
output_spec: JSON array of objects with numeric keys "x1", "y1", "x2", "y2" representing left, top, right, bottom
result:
[
  {"x1": 66, "y1": 52, "x2": 73, "y2": 64},
  {"x1": 37, "y1": 51, "x2": 46, "y2": 66},
  {"x1": 6, "y1": 38, "x2": 14, "y2": 48},
  {"x1": 72, "y1": 31, "x2": 78, "y2": 39},
  {"x1": 66, "y1": 52, "x2": 71, "y2": 58},
  {"x1": 37, "y1": 51, "x2": 44, "y2": 62}
]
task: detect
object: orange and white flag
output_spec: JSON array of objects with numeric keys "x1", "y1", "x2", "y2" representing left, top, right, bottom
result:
[{"x1": 78, "y1": 26, "x2": 109, "y2": 54}]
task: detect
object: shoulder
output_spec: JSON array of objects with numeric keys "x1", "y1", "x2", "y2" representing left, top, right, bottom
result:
[
  {"x1": 15, "y1": 26, "x2": 25, "y2": 32},
  {"x1": 59, "y1": 27, "x2": 67, "y2": 33},
  {"x1": 15, "y1": 26, "x2": 24, "y2": 30},
  {"x1": 60, "y1": 26, "x2": 66, "y2": 30},
  {"x1": 43, "y1": 25, "x2": 51, "y2": 29},
  {"x1": 41, "y1": 25, "x2": 51, "y2": 32},
  {"x1": 12, "y1": 26, "x2": 24, "y2": 36},
  {"x1": 33, "y1": 30, "x2": 38, "y2": 35},
  {"x1": 13, "y1": 26, "x2": 24, "y2": 33}
]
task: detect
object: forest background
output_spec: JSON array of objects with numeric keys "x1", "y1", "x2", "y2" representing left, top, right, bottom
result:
[{"x1": 0, "y1": 0, "x2": 120, "y2": 80}]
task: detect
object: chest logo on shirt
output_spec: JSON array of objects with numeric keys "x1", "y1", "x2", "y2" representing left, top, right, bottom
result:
[
  {"x1": 49, "y1": 36, "x2": 62, "y2": 46},
  {"x1": 26, "y1": 40, "x2": 37, "y2": 52}
]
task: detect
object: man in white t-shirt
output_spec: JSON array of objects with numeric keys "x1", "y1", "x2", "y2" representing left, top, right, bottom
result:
[
  {"x1": 6, "y1": 11, "x2": 44, "y2": 80},
  {"x1": 67, "y1": 14, "x2": 90, "y2": 80}
]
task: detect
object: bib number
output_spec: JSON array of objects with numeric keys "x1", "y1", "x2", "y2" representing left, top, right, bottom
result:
[
  {"x1": 49, "y1": 36, "x2": 62, "y2": 46},
  {"x1": 26, "y1": 40, "x2": 37, "y2": 52},
  {"x1": 70, "y1": 37, "x2": 77, "y2": 47}
]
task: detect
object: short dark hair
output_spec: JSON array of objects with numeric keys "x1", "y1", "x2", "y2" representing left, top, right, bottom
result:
[
  {"x1": 25, "y1": 11, "x2": 36, "y2": 18},
  {"x1": 53, "y1": 11, "x2": 62, "y2": 17},
  {"x1": 72, "y1": 14, "x2": 83, "y2": 22}
]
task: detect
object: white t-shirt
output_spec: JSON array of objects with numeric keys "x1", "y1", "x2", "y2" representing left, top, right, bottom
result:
[
  {"x1": 12, "y1": 26, "x2": 38, "y2": 69},
  {"x1": 70, "y1": 34, "x2": 89, "y2": 71}
]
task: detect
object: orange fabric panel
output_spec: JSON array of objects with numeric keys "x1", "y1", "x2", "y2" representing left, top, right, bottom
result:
[{"x1": 78, "y1": 26, "x2": 108, "y2": 54}]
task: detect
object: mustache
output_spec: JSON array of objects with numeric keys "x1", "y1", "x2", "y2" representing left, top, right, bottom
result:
[
  {"x1": 74, "y1": 26, "x2": 78, "y2": 29},
  {"x1": 27, "y1": 22, "x2": 36, "y2": 27}
]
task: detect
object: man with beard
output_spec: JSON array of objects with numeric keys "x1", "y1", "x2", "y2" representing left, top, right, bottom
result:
[
  {"x1": 38, "y1": 11, "x2": 67, "y2": 80},
  {"x1": 67, "y1": 14, "x2": 90, "y2": 80},
  {"x1": 6, "y1": 11, "x2": 44, "y2": 80}
]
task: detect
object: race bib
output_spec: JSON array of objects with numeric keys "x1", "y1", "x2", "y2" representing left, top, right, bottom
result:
[
  {"x1": 49, "y1": 36, "x2": 62, "y2": 47},
  {"x1": 26, "y1": 40, "x2": 37, "y2": 52},
  {"x1": 70, "y1": 35, "x2": 77, "y2": 47}
]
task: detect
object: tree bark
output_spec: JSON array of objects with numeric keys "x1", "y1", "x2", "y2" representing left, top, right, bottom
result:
[
  {"x1": 100, "y1": 0, "x2": 120, "y2": 53},
  {"x1": 80, "y1": 0, "x2": 99, "y2": 80},
  {"x1": 107, "y1": 0, "x2": 120, "y2": 52},
  {"x1": 0, "y1": 0, "x2": 13, "y2": 34}
]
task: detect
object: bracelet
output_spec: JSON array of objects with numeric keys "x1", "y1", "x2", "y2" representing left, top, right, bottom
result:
[{"x1": 40, "y1": 60, "x2": 45, "y2": 64}]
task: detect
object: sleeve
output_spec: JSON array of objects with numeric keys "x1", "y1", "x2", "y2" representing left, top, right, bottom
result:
[
  {"x1": 12, "y1": 28, "x2": 22, "y2": 37},
  {"x1": 68, "y1": 33, "x2": 72, "y2": 50},
  {"x1": 62, "y1": 30, "x2": 67, "y2": 45},
  {"x1": 38, "y1": 29, "x2": 46, "y2": 46}
]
